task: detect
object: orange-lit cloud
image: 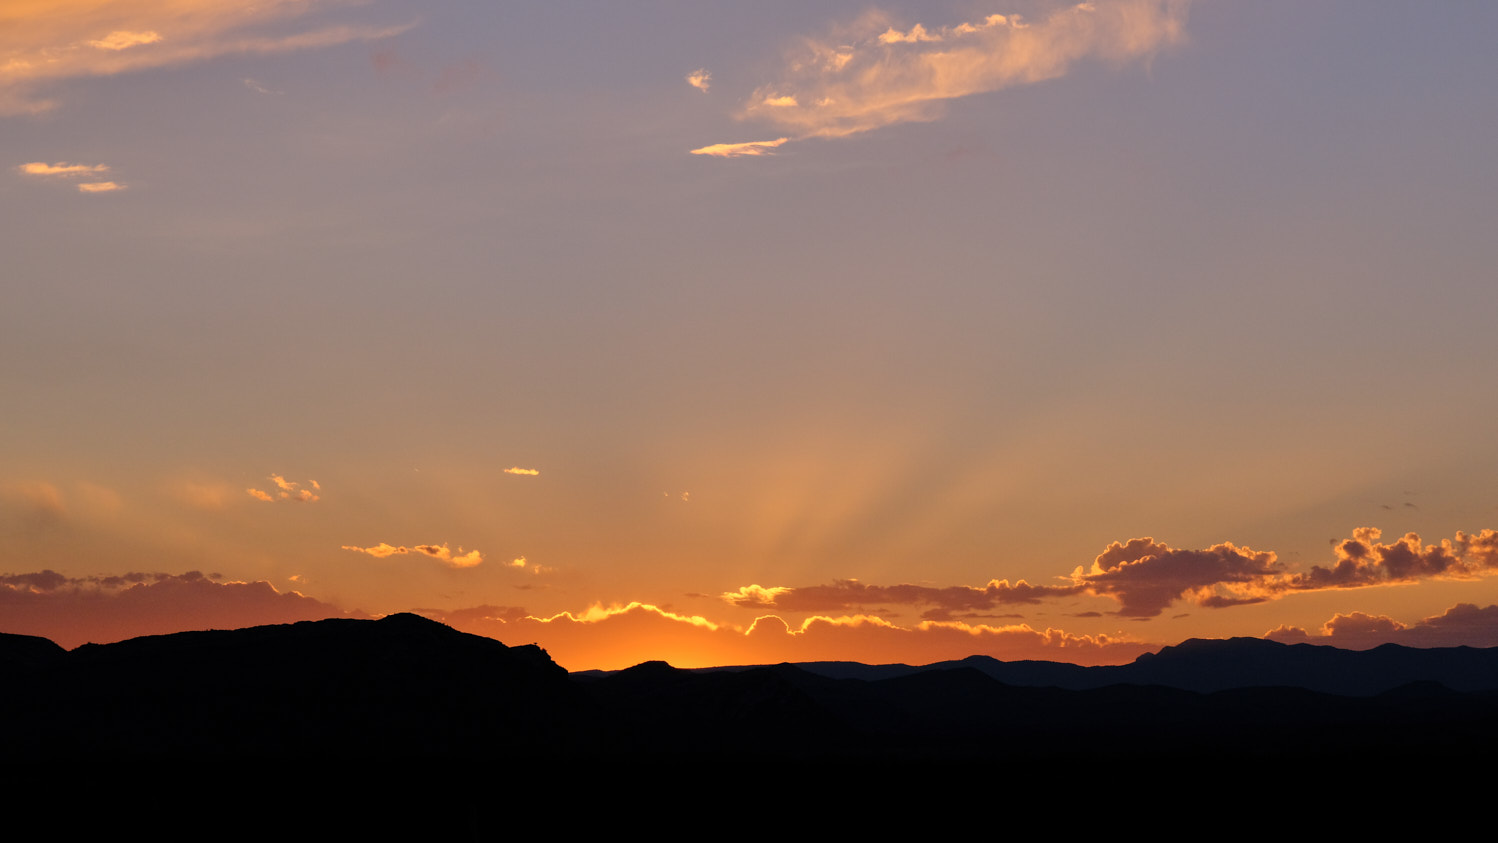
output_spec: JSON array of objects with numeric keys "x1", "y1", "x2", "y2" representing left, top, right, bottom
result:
[
  {"x1": 689, "y1": 137, "x2": 789, "y2": 158},
  {"x1": 727, "y1": 528, "x2": 1498, "y2": 622},
  {"x1": 430, "y1": 601, "x2": 1150, "y2": 671},
  {"x1": 18, "y1": 161, "x2": 125, "y2": 192},
  {"x1": 0, "y1": 0, "x2": 415, "y2": 115},
  {"x1": 1286, "y1": 527, "x2": 1498, "y2": 589},
  {"x1": 0, "y1": 569, "x2": 353, "y2": 649},
  {"x1": 1071, "y1": 537, "x2": 1282, "y2": 617},
  {"x1": 503, "y1": 466, "x2": 539, "y2": 476},
  {"x1": 1267, "y1": 602, "x2": 1498, "y2": 650},
  {"x1": 686, "y1": 68, "x2": 711, "y2": 92},
  {"x1": 18, "y1": 161, "x2": 109, "y2": 176},
  {"x1": 1071, "y1": 528, "x2": 1498, "y2": 616},
  {"x1": 87, "y1": 30, "x2": 162, "y2": 51},
  {"x1": 724, "y1": 0, "x2": 1189, "y2": 144},
  {"x1": 341, "y1": 542, "x2": 484, "y2": 568},
  {"x1": 246, "y1": 474, "x2": 319, "y2": 503},
  {"x1": 723, "y1": 577, "x2": 1080, "y2": 620},
  {"x1": 877, "y1": 23, "x2": 941, "y2": 44}
]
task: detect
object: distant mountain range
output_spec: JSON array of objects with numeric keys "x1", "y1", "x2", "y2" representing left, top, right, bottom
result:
[{"x1": 8, "y1": 614, "x2": 1498, "y2": 761}]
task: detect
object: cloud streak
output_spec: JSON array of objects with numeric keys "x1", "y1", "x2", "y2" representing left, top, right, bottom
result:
[
  {"x1": 723, "y1": 577, "x2": 1080, "y2": 620},
  {"x1": 18, "y1": 162, "x2": 109, "y2": 176},
  {"x1": 0, "y1": 0, "x2": 414, "y2": 115},
  {"x1": 689, "y1": 138, "x2": 789, "y2": 158}
]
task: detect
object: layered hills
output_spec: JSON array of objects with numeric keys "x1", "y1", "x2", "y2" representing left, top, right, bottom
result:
[{"x1": 7, "y1": 613, "x2": 1497, "y2": 760}]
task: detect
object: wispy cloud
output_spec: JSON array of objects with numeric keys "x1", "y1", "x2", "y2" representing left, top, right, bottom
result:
[
  {"x1": 242, "y1": 77, "x2": 281, "y2": 95},
  {"x1": 503, "y1": 466, "x2": 539, "y2": 476},
  {"x1": 18, "y1": 160, "x2": 125, "y2": 192},
  {"x1": 693, "y1": 0, "x2": 1190, "y2": 154},
  {"x1": 686, "y1": 68, "x2": 711, "y2": 92},
  {"x1": 246, "y1": 474, "x2": 319, "y2": 503},
  {"x1": 341, "y1": 542, "x2": 484, "y2": 568},
  {"x1": 18, "y1": 161, "x2": 108, "y2": 176},
  {"x1": 689, "y1": 137, "x2": 789, "y2": 158},
  {"x1": 723, "y1": 577, "x2": 1078, "y2": 620},
  {"x1": 0, "y1": 0, "x2": 415, "y2": 115}
]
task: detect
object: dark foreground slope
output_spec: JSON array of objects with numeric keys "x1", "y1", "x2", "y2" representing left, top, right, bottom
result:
[
  {"x1": 4, "y1": 613, "x2": 593, "y2": 757},
  {"x1": 7, "y1": 615, "x2": 1498, "y2": 762}
]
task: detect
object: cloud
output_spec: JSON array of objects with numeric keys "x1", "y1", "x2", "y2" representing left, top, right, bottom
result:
[
  {"x1": 723, "y1": 577, "x2": 1081, "y2": 620},
  {"x1": 243, "y1": 77, "x2": 280, "y2": 95},
  {"x1": 341, "y1": 542, "x2": 484, "y2": 568},
  {"x1": 87, "y1": 30, "x2": 162, "y2": 51},
  {"x1": 0, "y1": 0, "x2": 415, "y2": 115},
  {"x1": 695, "y1": 0, "x2": 1189, "y2": 153},
  {"x1": 1266, "y1": 603, "x2": 1498, "y2": 650},
  {"x1": 1283, "y1": 527, "x2": 1498, "y2": 590},
  {"x1": 1071, "y1": 538, "x2": 1283, "y2": 617},
  {"x1": 1068, "y1": 528, "x2": 1498, "y2": 617},
  {"x1": 450, "y1": 602, "x2": 1151, "y2": 671},
  {"x1": 18, "y1": 161, "x2": 108, "y2": 176},
  {"x1": 878, "y1": 23, "x2": 941, "y2": 44},
  {"x1": 18, "y1": 160, "x2": 124, "y2": 192},
  {"x1": 503, "y1": 466, "x2": 539, "y2": 476},
  {"x1": 0, "y1": 570, "x2": 354, "y2": 649},
  {"x1": 688, "y1": 137, "x2": 789, "y2": 158},
  {"x1": 246, "y1": 474, "x2": 319, "y2": 503},
  {"x1": 728, "y1": 527, "x2": 1498, "y2": 622},
  {"x1": 686, "y1": 68, "x2": 711, "y2": 92}
]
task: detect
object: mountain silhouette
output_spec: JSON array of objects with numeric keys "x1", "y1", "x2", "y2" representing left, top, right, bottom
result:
[{"x1": 9, "y1": 616, "x2": 1498, "y2": 761}]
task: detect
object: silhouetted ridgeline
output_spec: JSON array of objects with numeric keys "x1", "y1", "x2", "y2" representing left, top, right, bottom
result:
[{"x1": 7, "y1": 614, "x2": 1498, "y2": 761}]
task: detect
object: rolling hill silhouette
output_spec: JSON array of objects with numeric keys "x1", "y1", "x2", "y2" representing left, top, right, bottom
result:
[{"x1": 8, "y1": 614, "x2": 1498, "y2": 760}]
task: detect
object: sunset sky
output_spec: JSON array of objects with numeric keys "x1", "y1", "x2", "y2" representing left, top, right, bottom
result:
[{"x1": 6, "y1": 0, "x2": 1498, "y2": 671}]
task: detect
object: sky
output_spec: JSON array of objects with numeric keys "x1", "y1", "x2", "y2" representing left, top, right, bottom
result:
[{"x1": 5, "y1": 0, "x2": 1498, "y2": 671}]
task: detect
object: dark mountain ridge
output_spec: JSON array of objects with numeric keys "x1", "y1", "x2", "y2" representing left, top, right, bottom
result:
[
  {"x1": 8, "y1": 616, "x2": 1498, "y2": 760},
  {"x1": 691, "y1": 635, "x2": 1498, "y2": 696}
]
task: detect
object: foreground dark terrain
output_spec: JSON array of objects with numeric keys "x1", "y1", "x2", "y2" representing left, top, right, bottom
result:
[{"x1": 7, "y1": 613, "x2": 1498, "y2": 761}]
